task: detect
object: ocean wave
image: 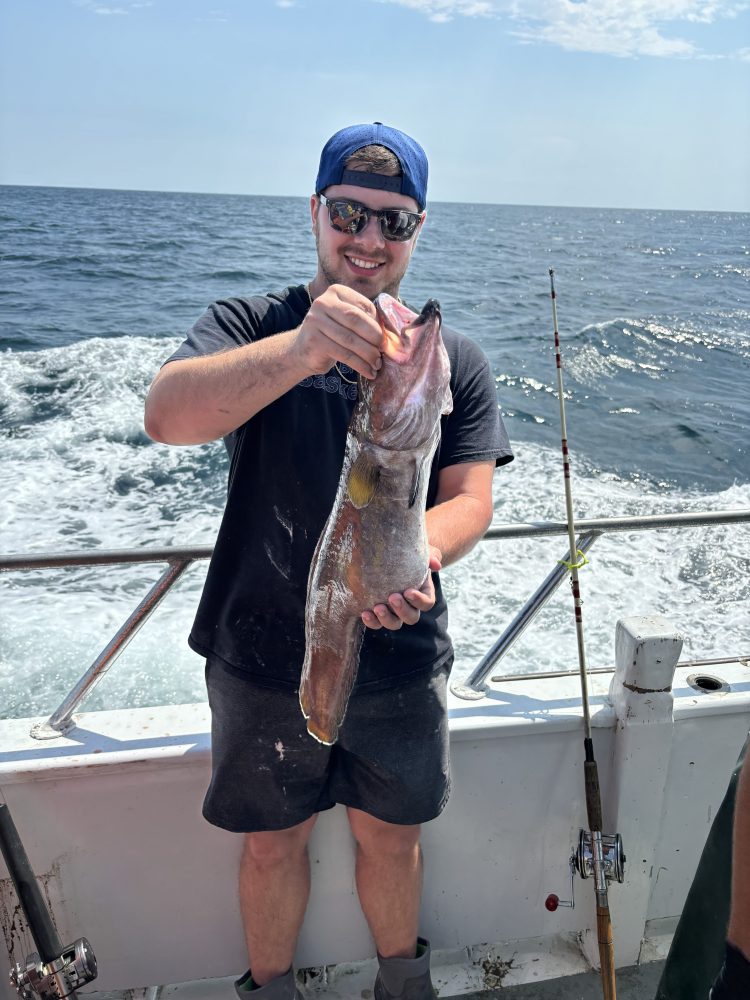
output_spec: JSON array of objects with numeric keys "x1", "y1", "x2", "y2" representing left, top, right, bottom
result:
[
  {"x1": 1, "y1": 350, "x2": 748, "y2": 719},
  {"x1": 1, "y1": 191, "x2": 748, "y2": 719},
  {"x1": 204, "y1": 269, "x2": 262, "y2": 282},
  {"x1": 447, "y1": 448, "x2": 750, "y2": 683}
]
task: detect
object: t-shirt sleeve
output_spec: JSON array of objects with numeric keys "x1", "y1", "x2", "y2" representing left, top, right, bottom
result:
[
  {"x1": 166, "y1": 297, "x2": 269, "y2": 363},
  {"x1": 439, "y1": 332, "x2": 514, "y2": 469}
]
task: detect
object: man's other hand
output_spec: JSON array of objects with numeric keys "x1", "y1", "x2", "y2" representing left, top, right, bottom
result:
[{"x1": 361, "y1": 547, "x2": 442, "y2": 631}]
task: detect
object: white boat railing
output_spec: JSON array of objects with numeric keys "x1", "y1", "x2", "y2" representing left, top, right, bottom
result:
[
  {"x1": 454, "y1": 508, "x2": 750, "y2": 698},
  {"x1": 1, "y1": 509, "x2": 748, "y2": 737}
]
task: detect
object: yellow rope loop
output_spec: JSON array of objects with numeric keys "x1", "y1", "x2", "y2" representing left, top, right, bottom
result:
[{"x1": 559, "y1": 549, "x2": 590, "y2": 572}]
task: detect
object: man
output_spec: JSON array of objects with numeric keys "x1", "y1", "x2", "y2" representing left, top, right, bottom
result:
[
  {"x1": 655, "y1": 735, "x2": 750, "y2": 1000},
  {"x1": 145, "y1": 123, "x2": 513, "y2": 1000},
  {"x1": 710, "y1": 745, "x2": 750, "y2": 998}
]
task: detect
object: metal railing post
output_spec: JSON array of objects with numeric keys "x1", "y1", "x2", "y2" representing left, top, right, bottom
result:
[
  {"x1": 31, "y1": 558, "x2": 192, "y2": 740},
  {"x1": 451, "y1": 532, "x2": 601, "y2": 700}
]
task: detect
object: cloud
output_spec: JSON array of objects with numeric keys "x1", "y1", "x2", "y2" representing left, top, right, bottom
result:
[
  {"x1": 380, "y1": 0, "x2": 493, "y2": 20},
  {"x1": 193, "y1": 6, "x2": 228, "y2": 20},
  {"x1": 74, "y1": 0, "x2": 152, "y2": 13},
  {"x1": 377, "y1": 0, "x2": 750, "y2": 57}
]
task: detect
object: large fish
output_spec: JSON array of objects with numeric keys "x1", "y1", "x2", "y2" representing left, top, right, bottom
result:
[{"x1": 299, "y1": 294, "x2": 453, "y2": 744}]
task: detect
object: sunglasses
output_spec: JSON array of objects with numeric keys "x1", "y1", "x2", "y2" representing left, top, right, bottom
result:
[{"x1": 319, "y1": 196, "x2": 422, "y2": 242}]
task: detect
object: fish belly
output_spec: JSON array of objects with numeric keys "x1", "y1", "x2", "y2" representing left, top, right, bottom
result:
[{"x1": 299, "y1": 449, "x2": 431, "y2": 745}]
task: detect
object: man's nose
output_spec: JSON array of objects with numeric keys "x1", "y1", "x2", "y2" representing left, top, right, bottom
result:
[{"x1": 356, "y1": 213, "x2": 386, "y2": 247}]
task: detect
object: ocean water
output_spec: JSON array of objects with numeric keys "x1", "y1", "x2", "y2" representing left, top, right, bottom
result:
[{"x1": 1, "y1": 185, "x2": 748, "y2": 720}]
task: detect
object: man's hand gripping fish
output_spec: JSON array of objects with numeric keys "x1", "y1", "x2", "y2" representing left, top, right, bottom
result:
[{"x1": 299, "y1": 294, "x2": 453, "y2": 745}]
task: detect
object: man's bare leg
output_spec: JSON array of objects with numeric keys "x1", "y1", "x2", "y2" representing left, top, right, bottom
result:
[
  {"x1": 239, "y1": 815, "x2": 318, "y2": 985},
  {"x1": 347, "y1": 807, "x2": 422, "y2": 958}
]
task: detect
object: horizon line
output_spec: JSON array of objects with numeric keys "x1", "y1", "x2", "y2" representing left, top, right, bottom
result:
[{"x1": 1, "y1": 181, "x2": 748, "y2": 216}]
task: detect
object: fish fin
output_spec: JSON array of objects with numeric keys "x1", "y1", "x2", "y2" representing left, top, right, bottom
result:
[
  {"x1": 408, "y1": 460, "x2": 422, "y2": 509},
  {"x1": 347, "y1": 452, "x2": 381, "y2": 509}
]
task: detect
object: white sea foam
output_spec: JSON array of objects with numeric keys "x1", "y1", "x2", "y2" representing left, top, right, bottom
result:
[
  {"x1": 448, "y1": 450, "x2": 750, "y2": 682},
  {"x1": 1, "y1": 336, "x2": 222, "y2": 718},
  {"x1": 1, "y1": 336, "x2": 748, "y2": 719}
]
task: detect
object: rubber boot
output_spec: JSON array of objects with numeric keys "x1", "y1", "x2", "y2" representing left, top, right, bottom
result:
[
  {"x1": 234, "y1": 967, "x2": 302, "y2": 1000},
  {"x1": 374, "y1": 937, "x2": 437, "y2": 1000}
]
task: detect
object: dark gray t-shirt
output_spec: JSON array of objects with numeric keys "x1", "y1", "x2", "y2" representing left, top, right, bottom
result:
[{"x1": 168, "y1": 284, "x2": 513, "y2": 689}]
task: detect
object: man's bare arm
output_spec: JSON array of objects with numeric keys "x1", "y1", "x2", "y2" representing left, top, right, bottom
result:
[
  {"x1": 424, "y1": 459, "x2": 496, "y2": 567},
  {"x1": 144, "y1": 285, "x2": 384, "y2": 445},
  {"x1": 145, "y1": 331, "x2": 308, "y2": 445}
]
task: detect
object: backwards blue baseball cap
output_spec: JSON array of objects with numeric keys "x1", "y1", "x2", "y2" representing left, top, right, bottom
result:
[{"x1": 315, "y1": 122, "x2": 428, "y2": 212}]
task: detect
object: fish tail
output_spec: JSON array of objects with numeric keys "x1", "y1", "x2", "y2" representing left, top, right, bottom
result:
[{"x1": 299, "y1": 618, "x2": 364, "y2": 745}]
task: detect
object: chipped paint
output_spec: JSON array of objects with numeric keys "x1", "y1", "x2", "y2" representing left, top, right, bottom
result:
[
  {"x1": 0, "y1": 879, "x2": 25, "y2": 970},
  {"x1": 480, "y1": 955, "x2": 514, "y2": 988},
  {"x1": 623, "y1": 681, "x2": 671, "y2": 694},
  {"x1": 1, "y1": 860, "x2": 61, "y2": 971}
]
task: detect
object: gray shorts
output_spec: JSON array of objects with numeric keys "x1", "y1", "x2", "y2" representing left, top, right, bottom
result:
[{"x1": 203, "y1": 658, "x2": 452, "y2": 832}]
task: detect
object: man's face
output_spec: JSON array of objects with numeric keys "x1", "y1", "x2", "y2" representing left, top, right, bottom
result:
[{"x1": 310, "y1": 183, "x2": 424, "y2": 300}]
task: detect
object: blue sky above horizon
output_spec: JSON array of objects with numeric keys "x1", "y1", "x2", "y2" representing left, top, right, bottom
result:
[{"x1": 1, "y1": 0, "x2": 748, "y2": 211}]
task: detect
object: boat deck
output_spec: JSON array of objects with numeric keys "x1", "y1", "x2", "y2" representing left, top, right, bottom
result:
[
  {"x1": 112, "y1": 960, "x2": 666, "y2": 1000},
  {"x1": 470, "y1": 960, "x2": 665, "y2": 997}
]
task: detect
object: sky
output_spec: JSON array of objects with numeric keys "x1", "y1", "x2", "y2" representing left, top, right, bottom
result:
[{"x1": 0, "y1": 0, "x2": 749, "y2": 211}]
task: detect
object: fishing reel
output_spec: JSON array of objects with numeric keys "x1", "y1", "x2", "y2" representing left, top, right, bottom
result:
[
  {"x1": 10, "y1": 938, "x2": 98, "y2": 1000},
  {"x1": 545, "y1": 830, "x2": 626, "y2": 911},
  {"x1": 575, "y1": 830, "x2": 626, "y2": 883}
]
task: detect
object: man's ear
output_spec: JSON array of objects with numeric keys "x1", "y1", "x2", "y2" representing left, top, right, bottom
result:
[{"x1": 411, "y1": 211, "x2": 427, "y2": 249}]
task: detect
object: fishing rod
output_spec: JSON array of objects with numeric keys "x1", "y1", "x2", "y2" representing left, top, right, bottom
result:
[
  {"x1": 0, "y1": 802, "x2": 98, "y2": 999},
  {"x1": 544, "y1": 269, "x2": 623, "y2": 1000}
]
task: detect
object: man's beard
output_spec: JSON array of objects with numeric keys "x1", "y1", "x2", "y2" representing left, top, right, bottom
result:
[{"x1": 314, "y1": 222, "x2": 408, "y2": 300}]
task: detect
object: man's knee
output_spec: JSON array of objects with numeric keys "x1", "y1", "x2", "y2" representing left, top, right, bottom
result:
[
  {"x1": 242, "y1": 815, "x2": 317, "y2": 868},
  {"x1": 347, "y1": 807, "x2": 421, "y2": 857}
]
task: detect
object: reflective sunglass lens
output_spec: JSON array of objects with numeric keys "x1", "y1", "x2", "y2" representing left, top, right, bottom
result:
[
  {"x1": 328, "y1": 201, "x2": 367, "y2": 235},
  {"x1": 323, "y1": 198, "x2": 419, "y2": 242},
  {"x1": 382, "y1": 211, "x2": 417, "y2": 241}
]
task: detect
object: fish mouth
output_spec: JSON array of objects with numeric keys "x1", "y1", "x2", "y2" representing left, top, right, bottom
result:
[
  {"x1": 374, "y1": 295, "x2": 442, "y2": 364},
  {"x1": 366, "y1": 294, "x2": 451, "y2": 446},
  {"x1": 417, "y1": 299, "x2": 441, "y2": 326}
]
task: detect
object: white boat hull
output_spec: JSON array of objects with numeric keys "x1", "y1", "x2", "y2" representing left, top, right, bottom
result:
[{"x1": 1, "y1": 616, "x2": 748, "y2": 996}]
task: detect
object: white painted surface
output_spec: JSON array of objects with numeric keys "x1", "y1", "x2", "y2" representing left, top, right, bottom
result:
[
  {"x1": 594, "y1": 617, "x2": 680, "y2": 968},
  {"x1": 1, "y1": 650, "x2": 749, "y2": 997}
]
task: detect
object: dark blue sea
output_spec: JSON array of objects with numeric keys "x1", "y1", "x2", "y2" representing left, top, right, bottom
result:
[{"x1": 1, "y1": 185, "x2": 748, "y2": 718}]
